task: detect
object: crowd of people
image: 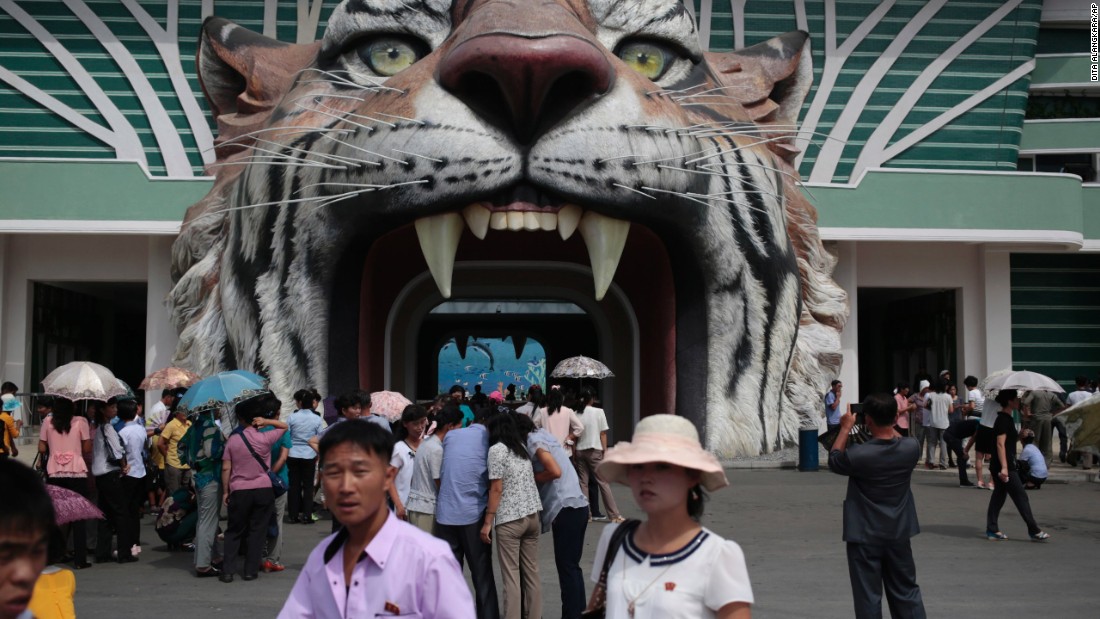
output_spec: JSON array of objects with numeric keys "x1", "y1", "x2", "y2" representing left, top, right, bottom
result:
[{"x1": 0, "y1": 378, "x2": 756, "y2": 619}]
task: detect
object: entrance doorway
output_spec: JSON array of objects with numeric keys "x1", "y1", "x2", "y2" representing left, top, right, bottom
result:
[
  {"x1": 857, "y1": 288, "x2": 957, "y2": 397},
  {"x1": 30, "y1": 281, "x2": 148, "y2": 393}
]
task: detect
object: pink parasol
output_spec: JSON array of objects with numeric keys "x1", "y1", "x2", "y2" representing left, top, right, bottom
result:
[
  {"x1": 370, "y1": 391, "x2": 413, "y2": 421},
  {"x1": 46, "y1": 484, "x2": 104, "y2": 525},
  {"x1": 139, "y1": 367, "x2": 201, "y2": 391}
]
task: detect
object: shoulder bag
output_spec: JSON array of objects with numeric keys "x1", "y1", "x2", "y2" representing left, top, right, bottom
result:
[
  {"x1": 234, "y1": 428, "x2": 287, "y2": 497},
  {"x1": 582, "y1": 519, "x2": 641, "y2": 618}
]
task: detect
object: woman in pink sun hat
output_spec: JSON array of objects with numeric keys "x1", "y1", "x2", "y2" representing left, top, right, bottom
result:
[{"x1": 585, "y1": 414, "x2": 753, "y2": 619}]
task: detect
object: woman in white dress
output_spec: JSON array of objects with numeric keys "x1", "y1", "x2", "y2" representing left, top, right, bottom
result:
[{"x1": 587, "y1": 415, "x2": 753, "y2": 619}]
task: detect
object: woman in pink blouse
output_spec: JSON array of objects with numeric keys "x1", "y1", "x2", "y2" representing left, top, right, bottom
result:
[
  {"x1": 534, "y1": 389, "x2": 584, "y2": 453},
  {"x1": 38, "y1": 397, "x2": 92, "y2": 569}
]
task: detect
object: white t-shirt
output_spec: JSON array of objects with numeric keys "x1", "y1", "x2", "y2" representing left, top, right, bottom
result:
[
  {"x1": 575, "y1": 406, "x2": 609, "y2": 451},
  {"x1": 591, "y1": 524, "x2": 753, "y2": 619},
  {"x1": 967, "y1": 388, "x2": 984, "y2": 411},
  {"x1": 390, "y1": 440, "x2": 416, "y2": 505},
  {"x1": 927, "y1": 393, "x2": 952, "y2": 430},
  {"x1": 1067, "y1": 390, "x2": 1092, "y2": 407},
  {"x1": 147, "y1": 400, "x2": 168, "y2": 429}
]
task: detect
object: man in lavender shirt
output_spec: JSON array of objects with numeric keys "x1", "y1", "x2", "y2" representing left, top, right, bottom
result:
[{"x1": 279, "y1": 419, "x2": 473, "y2": 618}]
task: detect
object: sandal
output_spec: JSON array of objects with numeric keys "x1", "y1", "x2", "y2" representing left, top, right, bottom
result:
[
  {"x1": 986, "y1": 530, "x2": 1008, "y2": 541},
  {"x1": 609, "y1": 516, "x2": 626, "y2": 524}
]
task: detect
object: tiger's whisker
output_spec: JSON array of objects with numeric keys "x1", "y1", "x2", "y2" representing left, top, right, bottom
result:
[
  {"x1": 303, "y1": 101, "x2": 399, "y2": 128},
  {"x1": 392, "y1": 149, "x2": 443, "y2": 163},
  {"x1": 612, "y1": 184, "x2": 657, "y2": 200},
  {"x1": 374, "y1": 112, "x2": 427, "y2": 126},
  {"x1": 318, "y1": 134, "x2": 409, "y2": 165},
  {"x1": 201, "y1": 126, "x2": 353, "y2": 153},
  {"x1": 206, "y1": 158, "x2": 347, "y2": 170}
]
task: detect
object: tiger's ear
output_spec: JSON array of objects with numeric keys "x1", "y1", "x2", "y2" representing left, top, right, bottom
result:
[
  {"x1": 704, "y1": 31, "x2": 812, "y2": 129},
  {"x1": 197, "y1": 17, "x2": 319, "y2": 159}
]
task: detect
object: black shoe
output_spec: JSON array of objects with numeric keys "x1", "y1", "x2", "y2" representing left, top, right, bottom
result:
[
  {"x1": 118, "y1": 556, "x2": 138, "y2": 564},
  {"x1": 219, "y1": 573, "x2": 234, "y2": 583},
  {"x1": 959, "y1": 481, "x2": 976, "y2": 487},
  {"x1": 301, "y1": 517, "x2": 315, "y2": 525},
  {"x1": 195, "y1": 567, "x2": 221, "y2": 578},
  {"x1": 242, "y1": 574, "x2": 258, "y2": 581}
]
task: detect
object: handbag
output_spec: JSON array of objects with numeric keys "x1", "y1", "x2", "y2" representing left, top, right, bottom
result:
[
  {"x1": 582, "y1": 519, "x2": 641, "y2": 618},
  {"x1": 234, "y1": 428, "x2": 288, "y2": 497}
]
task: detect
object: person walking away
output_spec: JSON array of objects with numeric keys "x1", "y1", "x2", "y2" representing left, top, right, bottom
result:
[
  {"x1": 388, "y1": 405, "x2": 429, "y2": 521},
  {"x1": 573, "y1": 389, "x2": 624, "y2": 523},
  {"x1": 407, "y1": 407, "x2": 463, "y2": 533},
  {"x1": 0, "y1": 395, "x2": 20, "y2": 459},
  {"x1": 481, "y1": 412, "x2": 543, "y2": 619},
  {"x1": 0, "y1": 459, "x2": 56, "y2": 619},
  {"x1": 825, "y1": 380, "x2": 843, "y2": 432},
  {"x1": 116, "y1": 401, "x2": 147, "y2": 552},
  {"x1": 90, "y1": 400, "x2": 134, "y2": 563},
  {"x1": 179, "y1": 407, "x2": 224, "y2": 578},
  {"x1": 287, "y1": 389, "x2": 325, "y2": 525},
  {"x1": 514, "y1": 414, "x2": 589, "y2": 619},
  {"x1": 38, "y1": 398, "x2": 92, "y2": 569},
  {"x1": 449, "y1": 385, "x2": 475, "y2": 427},
  {"x1": 588, "y1": 414, "x2": 753, "y2": 619},
  {"x1": 1016, "y1": 430, "x2": 1048, "y2": 489},
  {"x1": 277, "y1": 421, "x2": 474, "y2": 618},
  {"x1": 262, "y1": 414, "x2": 292, "y2": 573},
  {"x1": 828, "y1": 393, "x2": 926, "y2": 619},
  {"x1": 534, "y1": 389, "x2": 583, "y2": 451},
  {"x1": 159, "y1": 408, "x2": 192, "y2": 494},
  {"x1": 1021, "y1": 389, "x2": 1063, "y2": 464},
  {"x1": 434, "y1": 407, "x2": 500, "y2": 619},
  {"x1": 985, "y1": 390, "x2": 1049, "y2": 541},
  {"x1": 925, "y1": 380, "x2": 951, "y2": 470},
  {"x1": 219, "y1": 393, "x2": 288, "y2": 582},
  {"x1": 893, "y1": 385, "x2": 914, "y2": 437},
  {"x1": 943, "y1": 416, "x2": 980, "y2": 487},
  {"x1": 514, "y1": 386, "x2": 542, "y2": 418}
]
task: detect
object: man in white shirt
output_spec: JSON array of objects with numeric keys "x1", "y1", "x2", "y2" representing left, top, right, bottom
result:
[
  {"x1": 146, "y1": 389, "x2": 174, "y2": 431},
  {"x1": 573, "y1": 390, "x2": 623, "y2": 523},
  {"x1": 117, "y1": 400, "x2": 147, "y2": 556},
  {"x1": 1066, "y1": 375, "x2": 1092, "y2": 407}
]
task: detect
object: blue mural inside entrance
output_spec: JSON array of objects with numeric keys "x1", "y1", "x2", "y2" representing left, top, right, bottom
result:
[{"x1": 438, "y1": 336, "x2": 546, "y2": 397}]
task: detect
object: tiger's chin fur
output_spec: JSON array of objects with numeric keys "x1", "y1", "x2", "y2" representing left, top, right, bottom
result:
[{"x1": 169, "y1": 0, "x2": 848, "y2": 457}]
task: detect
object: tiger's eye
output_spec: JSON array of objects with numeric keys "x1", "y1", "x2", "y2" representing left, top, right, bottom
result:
[
  {"x1": 359, "y1": 37, "x2": 421, "y2": 76},
  {"x1": 617, "y1": 41, "x2": 670, "y2": 81}
]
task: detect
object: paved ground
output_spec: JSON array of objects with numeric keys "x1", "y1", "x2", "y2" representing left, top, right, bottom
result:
[{"x1": 62, "y1": 467, "x2": 1099, "y2": 618}]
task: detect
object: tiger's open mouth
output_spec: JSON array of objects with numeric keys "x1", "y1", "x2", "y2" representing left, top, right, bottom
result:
[{"x1": 415, "y1": 181, "x2": 633, "y2": 301}]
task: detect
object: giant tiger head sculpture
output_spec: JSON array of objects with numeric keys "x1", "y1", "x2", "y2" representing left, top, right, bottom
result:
[{"x1": 170, "y1": 0, "x2": 848, "y2": 456}]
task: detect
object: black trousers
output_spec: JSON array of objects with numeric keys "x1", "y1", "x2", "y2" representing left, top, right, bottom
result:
[
  {"x1": 552, "y1": 506, "x2": 589, "y2": 619},
  {"x1": 434, "y1": 517, "x2": 500, "y2": 619},
  {"x1": 224, "y1": 487, "x2": 274, "y2": 578},
  {"x1": 286, "y1": 457, "x2": 316, "y2": 521},
  {"x1": 121, "y1": 474, "x2": 145, "y2": 545},
  {"x1": 95, "y1": 471, "x2": 136, "y2": 561},
  {"x1": 846, "y1": 541, "x2": 926, "y2": 619},
  {"x1": 986, "y1": 469, "x2": 1040, "y2": 536},
  {"x1": 48, "y1": 476, "x2": 90, "y2": 565},
  {"x1": 942, "y1": 432, "x2": 971, "y2": 485}
]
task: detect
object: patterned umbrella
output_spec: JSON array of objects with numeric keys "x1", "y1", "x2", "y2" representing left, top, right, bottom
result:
[
  {"x1": 370, "y1": 391, "x2": 413, "y2": 421},
  {"x1": 981, "y1": 370, "x2": 1063, "y2": 394},
  {"x1": 139, "y1": 367, "x2": 201, "y2": 391},
  {"x1": 550, "y1": 355, "x2": 615, "y2": 379},
  {"x1": 41, "y1": 361, "x2": 128, "y2": 401},
  {"x1": 46, "y1": 484, "x2": 104, "y2": 526},
  {"x1": 176, "y1": 370, "x2": 268, "y2": 416}
]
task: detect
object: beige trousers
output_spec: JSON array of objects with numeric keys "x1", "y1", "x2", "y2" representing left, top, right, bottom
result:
[
  {"x1": 574, "y1": 448, "x2": 620, "y2": 518},
  {"x1": 407, "y1": 510, "x2": 435, "y2": 534},
  {"x1": 495, "y1": 512, "x2": 542, "y2": 619}
]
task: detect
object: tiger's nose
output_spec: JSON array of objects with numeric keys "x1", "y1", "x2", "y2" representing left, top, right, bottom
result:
[{"x1": 438, "y1": 34, "x2": 614, "y2": 145}]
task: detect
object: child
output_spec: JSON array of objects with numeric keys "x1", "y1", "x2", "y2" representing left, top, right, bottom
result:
[
  {"x1": 278, "y1": 420, "x2": 475, "y2": 618},
  {"x1": 1017, "y1": 429, "x2": 1048, "y2": 489},
  {"x1": 0, "y1": 459, "x2": 55, "y2": 619}
]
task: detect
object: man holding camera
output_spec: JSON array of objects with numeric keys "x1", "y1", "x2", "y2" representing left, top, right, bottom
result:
[{"x1": 828, "y1": 394, "x2": 926, "y2": 619}]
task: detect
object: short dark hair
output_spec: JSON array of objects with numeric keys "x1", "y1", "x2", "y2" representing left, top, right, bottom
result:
[
  {"x1": 117, "y1": 399, "x2": 138, "y2": 421},
  {"x1": 1076, "y1": 375, "x2": 1088, "y2": 387},
  {"x1": 964, "y1": 375, "x2": 978, "y2": 388},
  {"x1": 995, "y1": 389, "x2": 1019, "y2": 407},
  {"x1": 236, "y1": 392, "x2": 281, "y2": 425},
  {"x1": 318, "y1": 418, "x2": 394, "y2": 463},
  {"x1": 434, "y1": 406, "x2": 463, "y2": 429},
  {"x1": 161, "y1": 389, "x2": 174, "y2": 399},
  {"x1": 1019, "y1": 429, "x2": 1035, "y2": 445},
  {"x1": 448, "y1": 385, "x2": 465, "y2": 397},
  {"x1": 0, "y1": 459, "x2": 54, "y2": 537},
  {"x1": 860, "y1": 393, "x2": 898, "y2": 427},
  {"x1": 335, "y1": 393, "x2": 357, "y2": 415},
  {"x1": 36, "y1": 395, "x2": 55, "y2": 410},
  {"x1": 1, "y1": 381, "x2": 18, "y2": 394},
  {"x1": 352, "y1": 389, "x2": 372, "y2": 408},
  {"x1": 400, "y1": 404, "x2": 428, "y2": 424}
]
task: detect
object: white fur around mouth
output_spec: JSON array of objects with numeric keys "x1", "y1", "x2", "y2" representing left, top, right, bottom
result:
[{"x1": 414, "y1": 204, "x2": 629, "y2": 301}]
